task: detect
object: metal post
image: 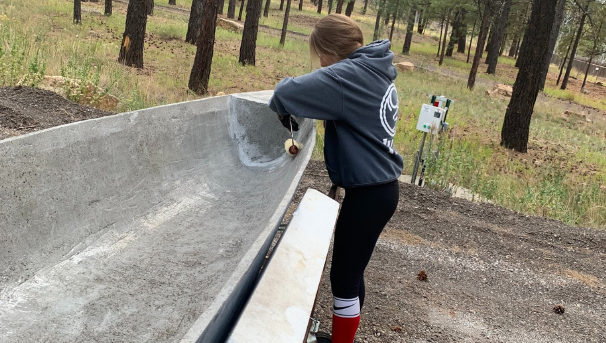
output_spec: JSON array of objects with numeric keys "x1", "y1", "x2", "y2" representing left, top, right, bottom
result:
[{"x1": 411, "y1": 132, "x2": 427, "y2": 184}]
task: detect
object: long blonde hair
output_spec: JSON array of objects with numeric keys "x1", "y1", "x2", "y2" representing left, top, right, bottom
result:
[{"x1": 309, "y1": 14, "x2": 364, "y2": 62}]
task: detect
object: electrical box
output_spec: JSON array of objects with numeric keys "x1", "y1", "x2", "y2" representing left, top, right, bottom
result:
[{"x1": 416, "y1": 104, "x2": 446, "y2": 133}]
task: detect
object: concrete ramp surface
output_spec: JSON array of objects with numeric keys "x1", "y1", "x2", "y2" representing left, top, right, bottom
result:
[{"x1": 0, "y1": 91, "x2": 315, "y2": 342}]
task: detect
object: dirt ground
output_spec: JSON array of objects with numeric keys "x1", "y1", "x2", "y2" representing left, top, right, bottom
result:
[
  {"x1": 287, "y1": 161, "x2": 606, "y2": 343},
  {"x1": 0, "y1": 86, "x2": 113, "y2": 140}
]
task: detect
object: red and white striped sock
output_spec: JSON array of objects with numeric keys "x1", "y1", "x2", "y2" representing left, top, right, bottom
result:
[{"x1": 331, "y1": 296, "x2": 361, "y2": 343}]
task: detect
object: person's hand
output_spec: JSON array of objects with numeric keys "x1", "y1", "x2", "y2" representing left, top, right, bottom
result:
[{"x1": 277, "y1": 114, "x2": 299, "y2": 132}]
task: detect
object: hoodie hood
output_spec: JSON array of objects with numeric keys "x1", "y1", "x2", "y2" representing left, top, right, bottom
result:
[{"x1": 348, "y1": 40, "x2": 398, "y2": 81}]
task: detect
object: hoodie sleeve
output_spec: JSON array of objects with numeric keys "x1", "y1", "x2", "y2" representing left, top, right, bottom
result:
[{"x1": 268, "y1": 68, "x2": 343, "y2": 121}]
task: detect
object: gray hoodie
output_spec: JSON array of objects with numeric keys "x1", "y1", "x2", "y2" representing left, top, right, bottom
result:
[{"x1": 269, "y1": 40, "x2": 403, "y2": 188}]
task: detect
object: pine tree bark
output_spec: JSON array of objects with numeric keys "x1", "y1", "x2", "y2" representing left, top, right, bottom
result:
[
  {"x1": 372, "y1": 0, "x2": 386, "y2": 41},
  {"x1": 466, "y1": 18, "x2": 477, "y2": 63},
  {"x1": 561, "y1": 9, "x2": 587, "y2": 90},
  {"x1": 119, "y1": 0, "x2": 148, "y2": 68},
  {"x1": 557, "y1": 42, "x2": 572, "y2": 85},
  {"x1": 146, "y1": 0, "x2": 154, "y2": 15},
  {"x1": 219, "y1": 0, "x2": 225, "y2": 13},
  {"x1": 389, "y1": 6, "x2": 398, "y2": 42},
  {"x1": 345, "y1": 0, "x2": 354, "y2": 16},
  {"x1": 538, "y1": 0, "x2": 566, "y2": 90},
  {"x1": 279, "y1": 0, "x2": 285, "y2": 10},
  {"x1": 436, "y1": 12, "x2": 445, "y2": 57},
  {"x1": 238, "y1": 0, "x2": 245, "y2": 20},
  {"x1": 328, "y1": 0, "x2": 333, "y2": 13},
  {"x1": 335, "y1": 0, "x2": 344, "y2": 13},
  {"x1": 239, "y1": 0, "x2": 263, "y2": 65},
  {"x1": 446, "y1": 10, "x2": 461, "y2": 57},
  {"x1": 264, "y1": 0, "x2": 271, "y2": 16},
  {"x1": 439, "y1": 9, "x2": 452, "y2": 66},
  {"x1": 467, "y1": 1, "x2": 492, "y2": 89},
  {"x1": 281, "y1": 0, "x2": 293, "y2": 45},
  {"x1": 501, "y1": 0, "x2": 559, "y2": 152},
  {"x1": 228, "y1": 0, "x2": 238, "y2": 17},
  {"x1": 299, "y1": 0, "x2": 303, "y2": 11},
  {"x1": 417, "y1": 9, "x2": 424, "y2": 34},
  {"x1": 317, "y1": 0, "x2": 322, "y2": 14},
  {"x1": 402, "y1": 8, "x2": 415, "y2": 54},
  {"x1": 186, "y1": 0, "x2": 206, "y2": 44},
  {"x1": 74, "y1": 0, "x2": 82, "y2": 24},
  {"x1": 189, "y1": 0, "x2": 220, "y2": 94},
  {"x1": 486, "y1": 0, "x2": 512, "y2": 74},
  {"x1": 169, "y1": 0, "x2": 176, "y2": 4},
  {"x1": 508, "y1": 35, "x2": 518, "y2": 57},
  {"x1": 105, "y1": 0, "x2": 112, "y2": 15},
  {"x1": 514, "y1": 2, "x2": 531, "y2": 67},
  {"x1": 582, "y1": 53, "x2": 595, "y2": 90},
  {"x1": 457, "y1": 10, "x2": 467, "y2": 53},
  {"x1": 362, "y1": 0, "x2": 368, "y2": 14}
]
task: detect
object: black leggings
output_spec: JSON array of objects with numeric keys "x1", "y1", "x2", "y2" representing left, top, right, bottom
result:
[{"x1": 330, "y1": 180, "x2": 399, "y2": 307}]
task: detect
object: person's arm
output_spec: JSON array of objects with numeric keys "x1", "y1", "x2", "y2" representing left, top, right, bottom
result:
[{"x1": 268, "y1": 68, "x2": 344, "y2": 121}]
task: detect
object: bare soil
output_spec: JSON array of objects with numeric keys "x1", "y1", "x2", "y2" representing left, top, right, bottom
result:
[
  {"x1": 289, "y1": 161, "x2": 606, "y2": 343},
  {"x1": 0, "y1": 86, "x2": 114, "y2": 141}
]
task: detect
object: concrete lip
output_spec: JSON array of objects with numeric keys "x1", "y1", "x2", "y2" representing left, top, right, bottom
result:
[{"x1": 0, "y1": 91, "x2": 315, "y2": 343}]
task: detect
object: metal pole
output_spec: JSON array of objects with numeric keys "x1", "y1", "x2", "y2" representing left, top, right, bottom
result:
[{"x1": 411, "y1": 132, "x2": 427, "y2": 184}]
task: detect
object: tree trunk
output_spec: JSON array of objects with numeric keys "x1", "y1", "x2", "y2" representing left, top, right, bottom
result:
[
  {"x1": 362, "y1": 0, "x2": 368, "y2": 14},
  {"x1": 436, "y1": 12, "x2": 445, "y2": 57},
  {"x1": 561, "y1": 10, "x2": 587, "y2": 90},
  {"x1": 74, "y1": 0, "x2": 82, "y2": 24},
  {"x1": 373, "y1": 0, "x2": 386, "y2": 41},
  {"x1": 508, "y1": 36, "x2": 518, "y2": 57},
  {"x1": 317, "y1": 0, "x2": 322, "y2": 14},
  {"x1": 146, "y1": 0, "x2": 154, "y2": 15},
  {"x1": 335, "y1": 0, "x2": 344, "y2": 14},
  {"x1": 457, "y1": 10, "x2": 467, "y2": 53},
  {"x1": 345, "y1": 0, "x2": 354, "y2": 16},
  {"x1": 118, "y1": 0, "x2": 148, "y2": 68},
  {"x1": 514, "y1": 1, "x2": 532, "y2": 67},
  {"x1": 446, "y1": 10, "x2": 461, "y2": 57},
  {"x1": 582, "y1": 53, "x2": 595, "y2": 90},
  {"x1": 514, "y1": 38, "x2": 521, "y2": 58},
  {"x1": 239, "y1": 0, "x2": 263, "y2": 65},
  {"x1": 501, "y1": 0, "x2": 559, "y2": 153},
  {"x1": 402, "y1": 8, "x2": 415, "y2": 55},
  {"x1": 279, "y1": 0, "x2": 285, "y2": 10},
  {"x1": 228, "y1": 0, "x2": 238, "y2": 18},
  {"x1": 417, "y1": 9, "x2": 424, "y2": 34},
  {"x1": 328, "y1": 0, "x2": 333, "y2": 13},
  {"x1": 280, "y1": 0, "x2": 293, "y2": 45},
  {"x1": 389, "y1": 8, "x2": 397, "y2": 42},
  {"x1": 264, "y1": 0, "x2": 271, "y2": 16},
  {"x1": 105, "y1": 0, "x2": 112, "y2": 15},
  {"x1": 186, "y1": 0, "x2": 206, "y2": 44},
  {"x1": 466, "y1": 18, "x2": 477, "y2": 63},
  {"x1": 467, "y1": 2, "x2": 492, "y2": 90},
  {"x1": 299, "y1": 0, "x2": 303, "y2": 10},
  {"x1": 499, "y1": 33, "x2": 507, "y2": 55},
  {"x1": 487, "y1": 0, "x2": 513, "y2": 74},
  {"x1": 169, "y1": 0, "x2": 176, "y2": 4},
  {"x1": 538, "y1": 0, "x2": 566, "y2": 90},
  {"x1": 556, "y1": 42, "x2": 572, "y2": 85},
  {"x1": 219, "y1": 0, "x2": 225, "y2": 13},
  {"x1": 439, "y1": 9, "x2": 452, "y2": 66},
  {"x1": 384, "y1": 9, "x2": 391, "y2": 25},
  {"x1": 238, "y1": 0, "x2": 245, "y2": 20},
  {"x1": 189, "y1": 0, "x2": 220, "y2": 94}
]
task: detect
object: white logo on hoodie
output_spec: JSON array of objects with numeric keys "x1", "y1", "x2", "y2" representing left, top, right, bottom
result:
[{"x1": 380, "y1": 83, "x2": 398, "y2": 154}]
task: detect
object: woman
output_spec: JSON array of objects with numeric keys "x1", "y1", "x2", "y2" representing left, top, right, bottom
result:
[{"x1": 268, "y1": 14, "x2": 403, "y2": 343}]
